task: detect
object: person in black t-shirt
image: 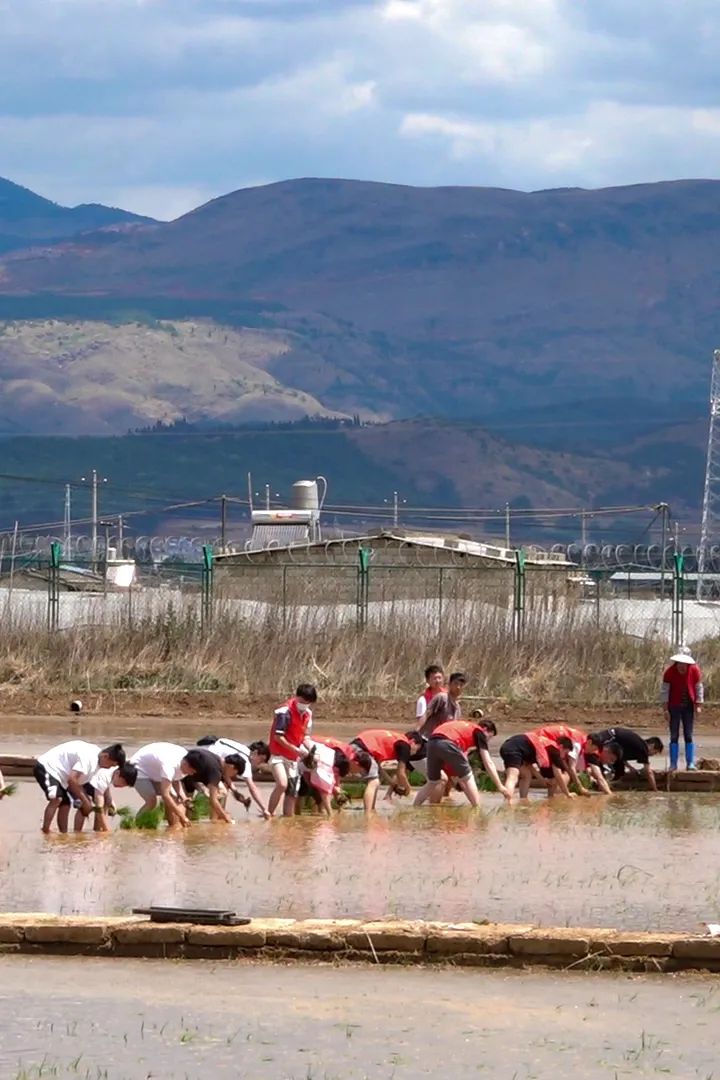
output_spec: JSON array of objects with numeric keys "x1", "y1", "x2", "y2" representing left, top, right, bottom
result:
[{"x1": 585, "y1": 727, "x2": 664, "y2": 792}]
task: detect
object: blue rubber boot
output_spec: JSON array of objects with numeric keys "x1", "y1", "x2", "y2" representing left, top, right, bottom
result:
[
  {"x1": 669, "y1": 742, "x2": 679, "y2": 771},
  {"x1": 686, "y1": 743, "x2": 697, "y2": 770}
]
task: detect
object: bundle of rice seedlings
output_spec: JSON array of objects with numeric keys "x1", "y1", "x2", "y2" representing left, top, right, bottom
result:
[
  {"x1": 0, "y1": 783, "x2": 18, "y2": 798},
  {"x1": 119, "y1": 805, "x2": 166, "y2": 830},
  {"x1": 188, "y1": 793, "x2": 211, "y2": 821}
]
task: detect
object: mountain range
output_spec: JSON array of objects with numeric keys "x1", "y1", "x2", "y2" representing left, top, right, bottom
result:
[{"x1": 0, "y1": 174, "x2": 713, "y2": 522}]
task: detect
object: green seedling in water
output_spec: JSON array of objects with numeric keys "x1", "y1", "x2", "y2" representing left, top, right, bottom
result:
[
  {"x1": 119, "y1": 805, "x2": 166, "y2": 830},
  {"x1": 188, "y1": 793, "x2": 211, "y2": 821},
  {"x1": 0, "y1": 783, "x2": 18, "y2": 797}
]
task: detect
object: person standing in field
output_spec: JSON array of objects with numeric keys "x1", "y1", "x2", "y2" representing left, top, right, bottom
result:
[
  {"x1": 415, "y1": 664, "x2": 446, "y2": 728},
  {"x1": 662, "y1": 649, "x2": 703, "y2": 770},
  {"x1": 416, "y1": 672, "x2": 467, "y2": 738},
  {"x1": 268, "y1": 683, "x2": 317, "y2": 817}
]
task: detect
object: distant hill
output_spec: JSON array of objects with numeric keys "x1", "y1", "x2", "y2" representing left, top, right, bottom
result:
[
  {"x1": 0, "y1": 175, "x2": 714, "y2": 517},
  {"x1": 0, "y1": 176, "x2": 717, "y2": 424},
  {"x1": 0, "y1": 177, "x2": 154, "y2": 254}
]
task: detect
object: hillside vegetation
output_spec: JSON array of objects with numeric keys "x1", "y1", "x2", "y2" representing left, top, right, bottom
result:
[{"x1": 0, "y1": 318, "x2": 343, "y2": 435}]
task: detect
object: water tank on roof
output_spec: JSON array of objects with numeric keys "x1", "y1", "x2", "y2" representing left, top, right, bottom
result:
[{"x1": 292, "y1": 480, "x2": 320, "y2": 512}]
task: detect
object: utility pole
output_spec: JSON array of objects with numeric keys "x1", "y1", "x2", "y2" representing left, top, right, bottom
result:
[
  {"x1": 581, "y1": 511, "x2": 588, "y2": 548},
  {"x1": 117, "y1": 515, "x2": 124, "y2": 556},
  {"x1": 265, "y1": 483, "x2": 271, "y2": 511},
  {"x1": 505, "y1": 502, "x2": 511, "y2": 550},
  {"x1": 63, "y1": 484, "x2": 72, "y2": 557},
  {"x1": 658, "y1": 502, "x2": 669, "y2": 599},
  {"x1": 698, "y1": 349, "x2": 720, "y2": 599},
  {"x1": 82, "y1": 469, "x2": 107, "y2": 573},
  {"x1": 220, "y1": 495, "x2": 227, "y2": 553}
]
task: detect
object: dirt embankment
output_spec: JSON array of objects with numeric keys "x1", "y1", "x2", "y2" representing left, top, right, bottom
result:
[{"x1": 0, "y1": 689, "x2": 713, "y2": 734}]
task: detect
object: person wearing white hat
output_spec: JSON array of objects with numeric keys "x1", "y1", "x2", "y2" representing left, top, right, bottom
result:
[{"x1": 661, "y1": 647, "x2": 704, "y2": 770}]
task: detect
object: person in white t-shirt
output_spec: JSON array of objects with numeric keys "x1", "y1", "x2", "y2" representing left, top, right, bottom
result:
[
  {"x1": 122, "y1": 742, "x2": 226, "y2": 828},
  {"x1": 415, "y1": 664, "x2": 446, "y2": 727},
  {"x1": 33, "y1": 740, "x2": 127, "y2": 834},
  {"x1": 195, "y1": 736, "x2": 272, "y2": 819}
]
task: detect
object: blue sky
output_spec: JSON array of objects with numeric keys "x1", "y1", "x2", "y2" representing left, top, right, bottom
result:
[{"x1": 3, "y1": 0, "x2": 720, "y2": 219}]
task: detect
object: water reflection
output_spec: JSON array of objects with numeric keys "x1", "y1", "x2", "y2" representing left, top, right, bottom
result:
[{"x1": 3, "y1": 781, "x2": 720, "y2": 931}]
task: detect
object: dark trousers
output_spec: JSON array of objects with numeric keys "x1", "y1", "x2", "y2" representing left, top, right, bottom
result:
[{"x1": 669, "y1": 705, "x2": 694, "y2": 745}]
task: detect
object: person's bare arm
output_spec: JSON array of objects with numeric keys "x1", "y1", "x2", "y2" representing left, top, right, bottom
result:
[
  {"x1": 551, "y1": 765, "x2": 574, "y2": 798},
  {"x1": 274, "y1": 733, "x2": 304, "y2": 758},
  {"x1": 67, "y1": 771, "x2": 93, "y2": 815},
  {"x1": 243, "y1": 775, "x2": 271, "y2": 819},
  {"x1": 208, "y1": 784, "x2": 234, "y2": 824},
  {"x1": 641, "y1": 764, "x2": 658, "y2": 792},
  {"x1": 587, "y1": 762, "x2": 613, "y2": 795},
  {"x1": 160, "y1": 779, "x2": 189, "y2": 827},
  {"x1": 477, "y1": 748, "x2": 509, "y2": 797}
]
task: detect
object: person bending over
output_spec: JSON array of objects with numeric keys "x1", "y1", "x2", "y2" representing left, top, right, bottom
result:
[
  {"x1": 585, "y1": 728, "x2": 663, "y2": 792},
  {"x1": 414, "y1": 719, "x2": 506, "y2": 807},
  {"x1": 74, "y1": 765, "x2": 120, "y2": 833},
  {"x1": 197, "y1": 736, "x2": 272, "y2": 819},
  {"x1": 312, "y1": 736, "x2": 378, "y2": 811},
  {"x1": 125, "y1": 742, "x2": 211, "y2": 828},
  {"x1": 268, "y1": 684, "x2": 317, "y2": 817},
  {"x1": 499, "y1": 732, "x2": 575, "y2": 803},
  {"x1": 33, "y1": 740, "x2": 126, "y2": 834},
  {"x1": 350, "y1": 728, "x2": 426, "y2": 798}
]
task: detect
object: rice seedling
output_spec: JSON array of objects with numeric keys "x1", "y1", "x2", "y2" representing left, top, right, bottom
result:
[
  {"x1": 0, "y1": 782, "x2": 18, "y2": 797},
  {"x1": 118, "y1": 804, "x2": 165, "y2": 830}
]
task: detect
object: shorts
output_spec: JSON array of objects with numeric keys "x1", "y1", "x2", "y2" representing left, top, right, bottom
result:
[
  {"x1": 269, "y1": 756, "x2": 300, "y2": 797},
  {"x1": 500, "y1": 734, "x2": 535, "y2": 771},
  {"x1": 426, "y1": 737, "x2": 472, "y2": 782},
  {"x1": 135, "y1": 777, "x2": 162, "y2": 802},
  {"x1": 33, "y1": 762, "x2": 71, "y2": 805}
]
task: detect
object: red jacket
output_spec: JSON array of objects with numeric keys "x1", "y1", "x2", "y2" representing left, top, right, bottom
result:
[{"x1": 662, "y1": 664, "x2": 703, "y2": 708}]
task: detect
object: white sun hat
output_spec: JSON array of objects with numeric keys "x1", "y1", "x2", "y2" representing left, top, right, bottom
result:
[{"x1": 669, "y1": 651, "x2": 696, "y2": 665}]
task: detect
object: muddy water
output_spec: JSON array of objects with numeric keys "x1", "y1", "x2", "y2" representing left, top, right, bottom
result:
[
  {"x1": 2, "y1": 955, "x2": 719, "y2": 1079},
  {"x1": 3, "y1": 770, "x2": 720, "y2": 929}
]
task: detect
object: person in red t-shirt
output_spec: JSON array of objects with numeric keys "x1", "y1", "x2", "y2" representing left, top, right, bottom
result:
[
  {"x1": 267, "y1": 683, "x2": 317, "y2": 817},
  {"x1": 661, "y1": 649, "x2": 704, "y2": 770}
]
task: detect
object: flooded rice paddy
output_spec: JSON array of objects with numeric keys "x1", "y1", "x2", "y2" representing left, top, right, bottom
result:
[
  {"x1": 3, "y1": 768, "x2": 720, "y2": 931},
  {"x1": 2, "y1": 955, "x2": 720, "y2": 1079}
]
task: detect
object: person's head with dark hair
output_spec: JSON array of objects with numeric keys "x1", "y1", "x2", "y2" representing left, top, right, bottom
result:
[
  {"x1": 404, "y1": 730, "x2": 425, "y2": 748},
  {"x1": 112, "y1": 762, "x2": 138, "y2": 788},
  {"x1": 480, "y1": 719, "x2": 498, "y2": 739},
  {"x1": 295, "y1": 683, "x2": 317, "y2": 704},
  {"x1": 182, "y1": 747, "x2": 222, "y2": 786},
  {"x1": 223, "y1": 753, "x2": 247, "y2": 780},
  {"x1": 556, "y1": 736, "x2": 574, "y2": 757},
  {"x1": 424, "y1": 663, "x2": 444, "y2": 687},
  {"x1": 448, "y1": 672, "x2": 467, "y2": 699},
  {"x1": 196, "y1": 735, "x2": 219, "y2": 747},
  {"x1": 333, "y1": 749, "x2": 351, "y2": 778},
  {"x1": 349, "y1": 749, "x2": 374, "y2": 777},
  {"x1": 249, "y1": 740, "x2": 271, "y2": 766},
  {"x1": 99, "y1": 744, "x2": 126, "y2": 768},
  {"x1": 646, "y1": 736, "x2": 664, "y2": 756}
]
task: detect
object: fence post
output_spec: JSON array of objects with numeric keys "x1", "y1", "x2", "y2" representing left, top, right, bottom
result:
[
  {"x1": 438, "y1": 567, "x2": 444, "y2": 628},
  {"x1": 201, "y1": 544, "x2": 214, "y2": 631},
  {"x1": 513, "y1": 550, "x2": 526, "y2": 644},
  {"x1": 357, "y1": 547, "x2": 370, "y2": 630},
  {"x1": 282, "y1": 564, "x2": 288, "y2": 630},
  {"x1": 672, "y1": 553, "x2": 685, "y2": 647},
  {"x1": 48, "y1": 540, "x2": 61, "y2": 631}
]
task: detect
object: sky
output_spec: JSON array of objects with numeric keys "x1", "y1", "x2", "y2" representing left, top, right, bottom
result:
[{"x1": 3, "y1": 0, "x2": 720, "y2": 220}]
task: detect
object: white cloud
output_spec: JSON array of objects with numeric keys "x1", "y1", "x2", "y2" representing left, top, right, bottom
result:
[{"x1": 1, "y1": 0, "x2": 720, "y2": 214}]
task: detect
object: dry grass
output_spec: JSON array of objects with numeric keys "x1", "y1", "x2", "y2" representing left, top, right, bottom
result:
[{"x1": 0, "y1": 579, "x2": 711, "y2": 705}]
